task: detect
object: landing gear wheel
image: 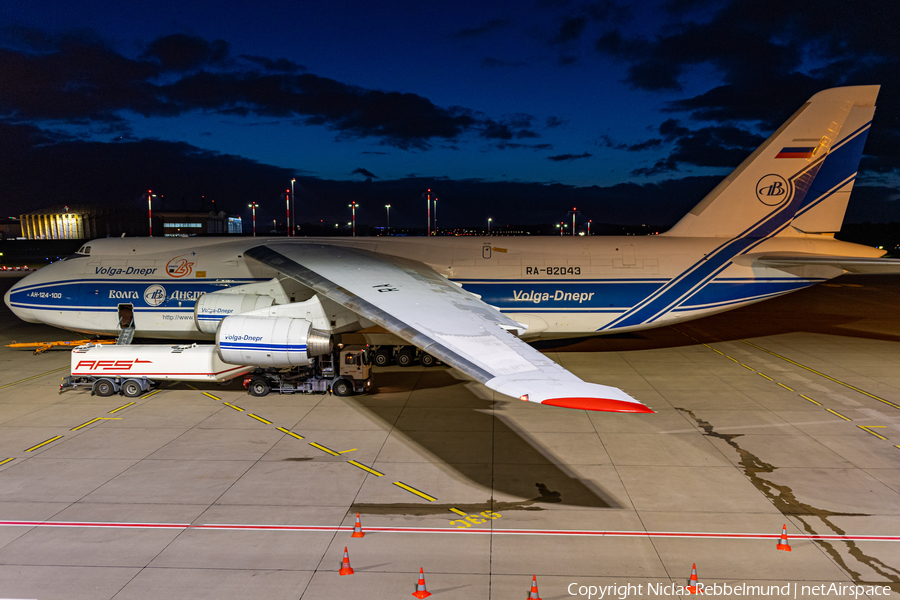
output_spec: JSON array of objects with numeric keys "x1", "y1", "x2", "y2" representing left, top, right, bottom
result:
[
  {"x1": 332, "y1": 378, "x2": 352, "y2": 396},
  {"x1": 420, "y1": 353, "x2": 437, "y2": 367},
  {"x1": 93, "y1": 378, "x2": 116, "y2": 397},
  {"x1": 248, "y1": 378, "x2": 271, "y2": 397},
  {"x1": 121, "y1": 379, "x2": 143, "y2": 398},
  {"x1": 373, "y1": 348, "x2": 392, "y2": 367},
  {"x1": 396, "y1": 347, "x2": 415, "y2": 367}
]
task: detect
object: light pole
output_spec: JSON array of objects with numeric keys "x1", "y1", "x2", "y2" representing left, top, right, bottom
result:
[
  {"x1": 433, "y1": 197, "x2": 437, "y2": 235},
  {"x1": 349, "y1": 201, "x2": 359, "y2": 237},
  {"x1": 588, "y1": 220, "x2": 591, "y2": 235},
  {"x1": 385, "y1": 204, "x2": 391, "y2": 234},
  {"x1": 426, "y1": 189, "x2": 431, "y2": 236},
  {"x1": 147, "y1": 190, "x2": 157, "y2": 237},
  {"x1": 284, "y1": 189, "x2": 290, "y2": 237},
  {"x1": 488, "y1": 217, "x2": 492, "y2": 235},
  {"x1": 248, "y1": 202, "x2": 259, "y2": 237},
  {"x1": 290, "y1": 178, "x2": 296, "y2": 236},
  {"x1": 566, "y1": 207, "x2": 580, "y2": 236}
]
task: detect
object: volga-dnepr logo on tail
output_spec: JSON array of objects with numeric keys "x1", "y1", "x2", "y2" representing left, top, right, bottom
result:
[{"x1": 756, "y1": 174, "x2": 789, "y2": 206}]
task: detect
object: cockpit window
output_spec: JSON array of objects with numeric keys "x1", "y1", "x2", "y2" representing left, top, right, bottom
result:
[{"x1": 76, "y1": 245, "x2": 91, "y2": 255}]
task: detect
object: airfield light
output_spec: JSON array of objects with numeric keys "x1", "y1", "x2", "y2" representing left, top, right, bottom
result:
[
  {"x1": 385, "y1": 204, "x2": 391, "y2": 234},
  {"x1": 426, "y1": 189, "x2": 431, "y2": 236},
  {"x1": 433, "y1": 197, "x2": 437, "y2": 235}
]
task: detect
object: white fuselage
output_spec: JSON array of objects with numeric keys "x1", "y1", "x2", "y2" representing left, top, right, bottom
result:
[{"x1": 4, "y1": 234, "x2": 881, "y2": 340}]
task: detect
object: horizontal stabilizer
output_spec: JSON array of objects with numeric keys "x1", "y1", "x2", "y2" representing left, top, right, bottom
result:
[{"x1": 755, "y1": 254, "x2": 900, "y2": 274}]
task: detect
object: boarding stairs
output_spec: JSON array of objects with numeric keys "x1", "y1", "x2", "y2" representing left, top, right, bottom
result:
[{"x1": 116, "y1": 324, "x2": 135, "y2": 345}]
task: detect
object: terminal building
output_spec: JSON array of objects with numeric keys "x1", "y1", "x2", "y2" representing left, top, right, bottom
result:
[
  {"x1": 19, "y1": 206, "x2": 242, "y2": 239},
  {"x1": 157, "y1": 211, "x2": 242, "y2": 236}
]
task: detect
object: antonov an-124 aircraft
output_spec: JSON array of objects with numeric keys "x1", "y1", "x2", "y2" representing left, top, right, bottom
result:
[{"x1": 7, "y1": 86, "x2": 900, "y2": 413}]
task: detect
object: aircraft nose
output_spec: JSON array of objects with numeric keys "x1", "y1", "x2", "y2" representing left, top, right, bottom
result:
[{"x1": 5, "y1": 275, "x2": 39, "y2": 323}]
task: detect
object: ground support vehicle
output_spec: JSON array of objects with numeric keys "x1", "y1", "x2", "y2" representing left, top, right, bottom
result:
[
  {"x1": 242, "y1": 344, "x2": 372, "y2": 397},
  {"x1": 60, "y1": 343, "x2": 254, "y2": 397}
]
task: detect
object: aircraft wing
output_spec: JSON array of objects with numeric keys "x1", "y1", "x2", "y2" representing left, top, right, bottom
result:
[
  {"x1": 245, "y1": 243, "x2": 651, "y2": 413},
  {"x1": 754, "y1": 254, "x2": 900, "y2": 274}
]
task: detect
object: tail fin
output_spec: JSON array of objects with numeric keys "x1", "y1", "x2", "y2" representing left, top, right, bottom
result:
[{"x1": 664, "y1": 85, "x2": 879, "y2": 238}]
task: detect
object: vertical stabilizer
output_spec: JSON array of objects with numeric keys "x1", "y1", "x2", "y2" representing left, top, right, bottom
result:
[{"x1": 664, "y1": 86, "x2": 879, "y2": 238}]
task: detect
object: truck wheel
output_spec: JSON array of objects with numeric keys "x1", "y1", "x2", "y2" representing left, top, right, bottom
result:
[
  {"x1": 332, "y1": 378, "x2": 352, "y2": 396},
  {"x1": 121, "y1": 379, "x2": 144, "y2": 398},
  {"x1": 420, "y1": 353, "x2": 437, "y2": 367},
  {"x1": 248, "y1": 378, "x2": 271, "y2": 397},
  {"x1": 396, "y1": 347, "x2": 415, "y2": 367},
  {"x1": 373, "y1": 348, "x2": 392, "y2": 367},
  {"x1": 93, "y1": 379, "x2": 116, "y2": 397}
]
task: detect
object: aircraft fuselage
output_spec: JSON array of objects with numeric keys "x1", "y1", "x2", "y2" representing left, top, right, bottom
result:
[{"x1": 5, "y1": 234, "x2": 881, "y2": 340}]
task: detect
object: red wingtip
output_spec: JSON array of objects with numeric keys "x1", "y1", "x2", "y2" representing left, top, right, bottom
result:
[{"x1": 541, "y1": 397, "x2": 654, "y2": 413}]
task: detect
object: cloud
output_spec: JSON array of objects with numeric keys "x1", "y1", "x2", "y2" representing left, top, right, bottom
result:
[
  {"x1": 551, "y1": 16, "x2": 588, "y2": 44},
  {"x1": 454, "y1": 19, "x2": 510, "y2": 39},
  {"x1": 595, "y1": 0, "x2": 900, "y2": 121},
  {"x1": 545, "y1": 116, "x2": 567, "y2": 128},
  {"x1": 351, "y1": 167, "x2": 378, "y2": 179},
  {"x1": 548, "y1": 152, "x2": 592, "y2": 162},
  {"x1": 629, "y1": 119, "x2": 765, "y2": 176},
  {"x1": 239, "y1": 55, "x2": 306, "y2": 73},
  {"x1": 141, "y1": 33, "x2": 229, "y2": 71},
  {"x1": 479, "y1": 114, "x2": 539, "y2": 141},
  {"x1": 592, "y1": 1, "x2": 900, "y2": 183},
  {"x1": 598, "y1": 134, "x2": 663, "y2": 151},
  {"x1": 0, "y1": 30, "x2": 534, "y2": 150}
]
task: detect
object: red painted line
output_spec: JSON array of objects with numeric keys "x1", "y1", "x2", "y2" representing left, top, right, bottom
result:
[
  {"x1": 72, "y1": 366, "x2": 251, "y2": 377},
  {"x1": 0, "y1": 521, "x2": 190, "y2": 529},
  {"x1": 0, "y1": 520, "x2": 898, "y2": 542}
]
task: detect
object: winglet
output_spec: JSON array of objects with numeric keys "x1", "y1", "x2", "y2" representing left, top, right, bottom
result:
[{"x1": 541, "y1": 397, "x2": 654, "y2": 413}]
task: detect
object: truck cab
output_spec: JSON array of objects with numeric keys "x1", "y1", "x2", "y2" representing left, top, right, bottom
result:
[{"x1": 332, "y1": 345, "x2": 371, "y2": 396}]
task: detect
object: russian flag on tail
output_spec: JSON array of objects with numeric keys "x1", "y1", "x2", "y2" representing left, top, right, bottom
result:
[{"x1": 776, "y1": 146, "x2": 816, "y2": 159}]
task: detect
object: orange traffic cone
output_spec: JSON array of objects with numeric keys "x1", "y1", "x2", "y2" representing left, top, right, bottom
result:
[
  {"x1": 527, "y1": 574, "x2": 542, "y2": 599},
  {"x1": 685, "y1": 563, "x2": 702, "y2": 594},
  {"x1": 339, "y1": 547, "x2": 354, "y2": 576},
  {"x1": 412, "y1": 567, "x2": 432, "y2": 598},
  {"x1": 776, "y1": 524, "x2": 792, "y2": 551},
  {"x1": 351, "y1": 512, "x2": 365, "y2": 538}
]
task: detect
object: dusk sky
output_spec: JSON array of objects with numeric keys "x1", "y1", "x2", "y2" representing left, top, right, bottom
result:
[{"x1": 1, "y1": 0, "x2": 899, "y2": 230}]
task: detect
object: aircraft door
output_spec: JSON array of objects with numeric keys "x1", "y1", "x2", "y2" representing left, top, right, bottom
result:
[{"x1": 117, "y1": 304, "x2": 134, "y2": 329}]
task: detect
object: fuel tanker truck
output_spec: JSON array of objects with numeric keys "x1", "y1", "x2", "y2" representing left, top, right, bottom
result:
[{"x1": 60, "y1": 315, "x2": 371, "y2": 398}]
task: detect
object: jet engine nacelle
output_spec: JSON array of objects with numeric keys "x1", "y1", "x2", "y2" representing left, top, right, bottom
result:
[
  {"x1": 195, "y1": 293, "x2": 275, "y2": 334},
  {"x1": 216, "y1": 315, "x2": 332, "y2": 368}
]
